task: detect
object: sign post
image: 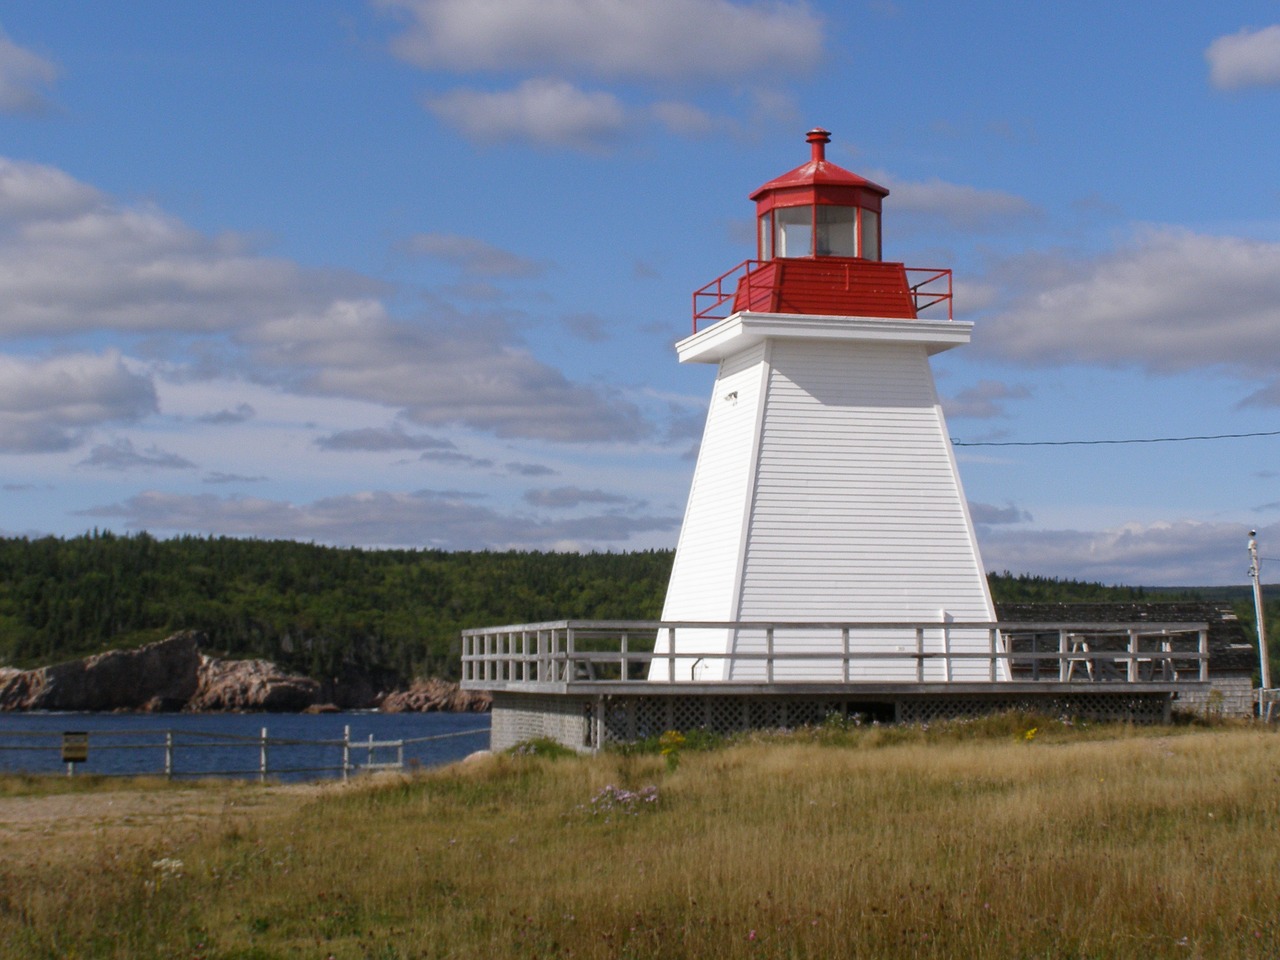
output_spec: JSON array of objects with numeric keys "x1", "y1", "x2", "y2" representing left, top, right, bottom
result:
[{"x1": 61, "y1": 731, "x2": 89, "y2": 776}]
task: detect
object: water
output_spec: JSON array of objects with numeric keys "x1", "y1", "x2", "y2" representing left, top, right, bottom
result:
[{"x1": 0, "y1": 712, "x2": 491, "y2": 782}]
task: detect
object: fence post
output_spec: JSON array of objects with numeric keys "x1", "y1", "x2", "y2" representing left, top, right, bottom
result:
[
  {"x1": 1199, "y1": 628, "x2": 1209, "y2": 683},
  {"x1": 1058, "y1": 630, "x2": 1069, "y2": 683},
  {"x1": 620, "y1": 632, "x2": 629, "y2": 681},
  {"x1": 667, "y1": 627, "x2": 676, "y2": 681},
  {"x1": 941, "y1": 619, "x2": 953, "y2": 683},
  {"x1": 1127, "y1": 629, "x2": 1139, "y2": 682},
  {"x1": 259, "y1": 727, "x2": 268, "y2": 784},
  {"x1": 343, "y1": 725, "x2": 350, "y2": 783},
  {"x1": 165, "y1": 731, "x2": 173, "y2": 780},
  {"x1": 989, "y1": 628, "x2": 998, "y2": 682},
  {"x1": 915, "y1": 627, "x2": 924, "y2": 682}
]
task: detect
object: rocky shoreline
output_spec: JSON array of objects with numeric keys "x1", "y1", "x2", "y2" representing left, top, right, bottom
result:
[{"x1": 0, "y1": 631, "x2": 490, "y2": 714}]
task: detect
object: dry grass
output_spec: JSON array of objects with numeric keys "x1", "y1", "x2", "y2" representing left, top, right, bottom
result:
[{"x1": 3, "y1": 719, "x2": 1279, "y2": 959}]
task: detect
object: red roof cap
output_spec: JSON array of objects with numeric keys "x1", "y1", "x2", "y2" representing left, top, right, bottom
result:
[{"x1": 749, "y1": 127, "x2": 889, "y2": 201}]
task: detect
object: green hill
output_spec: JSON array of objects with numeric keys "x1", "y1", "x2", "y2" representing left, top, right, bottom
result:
[{"x1": 1, "y1": 533, "x2": 1274, "y2": 681}]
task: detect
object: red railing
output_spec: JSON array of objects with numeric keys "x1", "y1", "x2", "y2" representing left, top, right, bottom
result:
[
  {"x1": 691, "y1": 259, "x2": 766, "y2": 332},
  {"x1": 691, "y1": 260, "x2": 954, "y2": 332},
  {"x1": 905, "y1": 268, "x2": 953, "y2": 321}
]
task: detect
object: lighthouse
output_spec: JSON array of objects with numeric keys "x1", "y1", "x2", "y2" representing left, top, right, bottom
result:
[{"x1": 651, "y1": 128, "x2": 999, "y2": 683}]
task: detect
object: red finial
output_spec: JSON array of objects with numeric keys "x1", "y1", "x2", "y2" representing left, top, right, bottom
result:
[{"x1": 806, "y1": 127, "x2": 831, "y2": 162}]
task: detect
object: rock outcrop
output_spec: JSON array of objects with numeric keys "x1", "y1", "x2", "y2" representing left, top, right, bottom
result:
[
  {"x1": 378, "y1": 678, "x2": 491, "y2": 713},
  {"x1": 0, "y1": 632, "x2": 202, "y2": 712},
  {"x1": 0, "y1": 630, "x2": 487, "y2": 713},
  {"x1": 186, "y1": 655, "x2": 320, "y2": 712}
]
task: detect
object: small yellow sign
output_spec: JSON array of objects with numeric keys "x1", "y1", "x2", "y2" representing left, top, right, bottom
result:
[{"x1": 61, "y1": 731, "x2": 89, "y2": 764}]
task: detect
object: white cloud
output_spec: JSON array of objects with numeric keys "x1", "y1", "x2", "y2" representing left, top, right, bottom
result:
[
  {"x1": 378, "y1": 0, "x2": 821, "y2": 81},
  {"x1": 203, "y1": 471, "x2": 267, "y2": 485},
  {"x1": 0, "y1": 159, "x2": 96, "y2": 220},
  {"x1": 0, "y1": 351, "x2": 156, "y2": 452},
  {"x1": 943, "y1": 380, "x2": 1031, "y2": 420},
  {"x1": 506, "y1": 461, "x2": 557, "y2": 477},
  {"x1": 248, "y1": 299, "x2": 651, "y2": 442},
  {"x1": 418, "y1": 450, "x2": 494, "y2": 468},
  {"x1": 316, "y1": 425, "x2": 454, "y2": 452},
  {"x1": 403, "y1": 232, "x2": 547, "y2": 277},
  {"x1": 977, "y1": 226, "x2": 1280, "y2": 384},
  {"x1": 0, "y1": 157, "x2": 374, "y2": 337},
  {"x1": 426, "y1": 79, "x2": 627, "y2": 150},
  {"x1": 0, "y1": 158, "x2": 654, "y2": 443},
  {"x1": 1206, "y1": 25, "x2": 1280, "y2": 91},
  {"x1": 979, "y1": 518, "x2": 1270, "y2": 586},
  {"x1": 968, "y1": 501, "x2": 1032, "y2": 525},
  {"x1": 78, "y1": 437, "x2": 195, "y2": 471},
  {"x1": 561, "y1": 312, "x2": 609, "y2": 342},
  {"x1": 649, "y1": 100, "x2": 744, "y2": 139},
  {"x1": 197, "y1": 403, "x2": 255, "y2": 425},
  {"x1": 876, "y1": 173, "x2": 1041, "y2": 231},
  {"x1": 0, "y1": 30, "x2": 57, "y2": 115},
  {"x1": 82, "y1": 488, "x2": 680, "y2": 549},
  {"x1": 523, "y1": 486, "x2": 632, "y2": 508}
]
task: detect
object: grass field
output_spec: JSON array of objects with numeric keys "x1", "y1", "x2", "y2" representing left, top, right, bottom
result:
[{"x1": 2, "y1": 715, "x2": 1278, "y2": 959}]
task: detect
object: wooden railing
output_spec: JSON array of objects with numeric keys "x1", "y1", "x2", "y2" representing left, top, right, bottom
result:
[{"x1": 460, "y1": 619, "x2": 1210, "y2": 688}]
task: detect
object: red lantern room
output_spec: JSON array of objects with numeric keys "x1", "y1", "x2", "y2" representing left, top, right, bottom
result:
[
  {"x1": 692, "y1": 128, "x2": 951, "y2": 331},
  {"x1": 752, "y1": 127, "x2": 885, "y2": 261}
]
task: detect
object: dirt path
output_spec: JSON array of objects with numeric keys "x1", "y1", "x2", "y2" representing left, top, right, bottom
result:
[{"x1": 0, "y1": 780, "x2": 336, "y2": 868}]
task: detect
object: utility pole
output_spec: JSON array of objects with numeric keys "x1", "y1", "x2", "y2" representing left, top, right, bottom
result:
[{"x1": 1248, "y1": 530, "x2": 1271, "y2": 719}]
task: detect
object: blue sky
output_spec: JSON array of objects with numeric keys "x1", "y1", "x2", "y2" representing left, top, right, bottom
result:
[{"x1": 1, "y1": 1, "x2": 1279, "y2": 585}]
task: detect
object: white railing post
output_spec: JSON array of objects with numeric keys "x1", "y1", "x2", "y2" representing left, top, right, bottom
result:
[
  {"x1": 165, "y1": 731, "x2": 173, "y2": 780},
  {"x1": 620, "y1": 632, "x2": 629, "y2": 681},
  {"x1": 766, "y1": 626, "x2": 774, "y2": 683},
  {"x1": 259, "y1": 727, "x2": 268, "y2": 783},
  {"x1": 566, "y1": 626, "x2": 575, "y2": 682},
  {"x1": 1199, "y1": 628, "x2": 1209, "y2": 683},
  {"x1": 915, "y1": 627, "x2": 924, "y2": 682},
  {"x1": 1127, "y1": 629, "x2": 1139, "y2": 682},
  {"x1": 1058, "y1": 630, "x2": 1069, "y2": 682},
  {"x1": 988, "y1": 628, "x2": 998, "y2": 682},
  {"x1": 842, "y1": 627, "x2": 850, "y2": 683},
  {"x1": 941, "y1": 620, "x2": 953, "y2": 682},
  {"x1": 667, "y1": 627, "x2": 676, "y2": 681},
  {"x1": 342, "y1": 725, "x2": 350, "y2": 782}
]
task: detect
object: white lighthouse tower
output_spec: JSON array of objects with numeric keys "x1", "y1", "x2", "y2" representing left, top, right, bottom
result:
[{"x1": 652, "y1": 128, "x2": 998, "y2": 682}]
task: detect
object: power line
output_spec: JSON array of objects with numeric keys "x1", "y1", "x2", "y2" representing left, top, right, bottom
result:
[{"x1": 951, "y1": 429, "x2": 1280, "y2": 448}]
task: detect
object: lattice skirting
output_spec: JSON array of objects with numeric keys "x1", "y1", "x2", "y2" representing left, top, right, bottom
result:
[{"x1": 488, "y1": 690, "x2": 1174, "y2": 752}]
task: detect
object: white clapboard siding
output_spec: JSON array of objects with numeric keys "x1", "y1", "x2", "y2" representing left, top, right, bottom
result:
[
  {"x1": 650, "y1": 343, "x2": 766, "y2": 680},
  {"x1": 653, "y1": 320, "x2": 998, "y2": 683}
]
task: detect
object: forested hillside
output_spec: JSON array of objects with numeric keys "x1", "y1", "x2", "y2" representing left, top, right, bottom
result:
[
  {"x1": 0, "y1": 533, "x2": 1266, "y2": 680},
  {"x1": 0, "y1": 532, "x2": 672, "y2": 679}
]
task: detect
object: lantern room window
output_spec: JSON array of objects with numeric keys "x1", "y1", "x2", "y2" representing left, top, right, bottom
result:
[
  {"x1": 759, "y1": 204, "x2": 881, "y2": 260},
  {"x1": 774, "y1": 207, "x2": 811, "y2": 258},
  {"x1": 816, "y1": 206, "x2": 857, "y2": 257},
  {"x1": 860, "y1": 209, "x2": 880, "y2": 261}
]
